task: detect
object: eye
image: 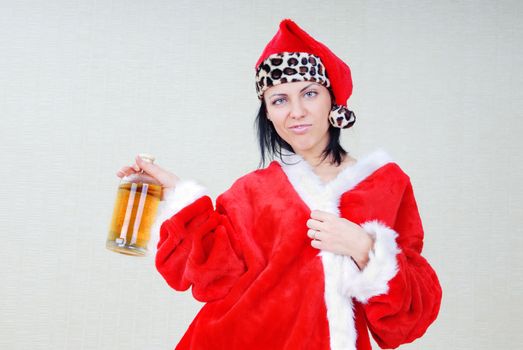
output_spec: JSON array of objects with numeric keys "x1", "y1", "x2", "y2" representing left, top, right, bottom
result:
[
  {"x1": 304, "y1": 90, "x2": 318, "y2": 98},
  {"x1": 272, "y1": 98, "x2": 286, "y2": 105}
]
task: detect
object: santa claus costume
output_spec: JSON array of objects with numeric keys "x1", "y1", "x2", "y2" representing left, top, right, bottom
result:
[{"x1": 153, "y1": 19, "x2": 442, "y2": 350}]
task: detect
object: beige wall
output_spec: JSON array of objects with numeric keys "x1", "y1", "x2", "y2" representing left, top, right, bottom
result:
[{"x1": 1, "y1": 0, "x2": 522, "y2": 349}]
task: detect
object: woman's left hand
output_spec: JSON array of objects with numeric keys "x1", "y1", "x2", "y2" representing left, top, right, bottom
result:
[{"x1": 306, "y1": 210, "x2": 374, "y2": 269}]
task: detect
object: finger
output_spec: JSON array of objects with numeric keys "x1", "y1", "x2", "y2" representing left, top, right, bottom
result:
[
  {"x1": 307, "y1": 229, "x2": 320, "y2": 240},
  {"x1": 310, "y1": 239, "x2": 322, "y2": 250},
  {"x1": 135, "y1": 155, "x2": 162, "y2": 177},
  {"x1": 116, "y1": 166, "x2": 137, "y2": 177},
  {"x1": 310, "y1": 210, "x2": 335, "y2": 222},
  {"x1": 306, "y1": 218, "x2": 323, "y2": 231}
]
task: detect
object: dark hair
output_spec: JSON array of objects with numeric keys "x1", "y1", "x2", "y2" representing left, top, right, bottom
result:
[{"x1": 254, "y1": 90, "x2": 348, "y2": 168}]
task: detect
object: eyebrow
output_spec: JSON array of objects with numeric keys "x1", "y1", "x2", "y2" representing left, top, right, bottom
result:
[{"x1": 268, "y1": 83, "x2": 317, "y2": 99}]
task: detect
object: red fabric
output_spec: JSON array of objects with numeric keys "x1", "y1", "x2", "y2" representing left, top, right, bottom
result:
[
  {"x1": 340, "y1": 164, "x2": 442, "y2": 348},
  {"x1": 156, "y1": 161, "x2": 441, "y2": 350},
  {"x1": 255, "y1": 19, "x2": 353, "y2": 107}
]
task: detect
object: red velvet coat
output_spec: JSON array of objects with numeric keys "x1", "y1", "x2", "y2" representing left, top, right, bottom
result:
[{"x1": 152, "y1": 149, "x2": 442, "y2": 350}]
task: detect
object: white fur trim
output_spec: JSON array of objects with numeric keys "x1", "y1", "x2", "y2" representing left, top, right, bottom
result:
[
  {"x1": 341, "y1": 220, "x2": 400, "y2": 304},
  {"x1": 276, "y1": 148, "x2": 393, "y2": 350},
  {"x1": 147, "y1": 180, "x2": 208, "y2": 257}
]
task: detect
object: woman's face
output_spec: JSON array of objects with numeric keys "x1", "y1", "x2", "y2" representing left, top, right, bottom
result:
[{"x1": 264, "y1": 81, "x2": 332, "y2": 160}]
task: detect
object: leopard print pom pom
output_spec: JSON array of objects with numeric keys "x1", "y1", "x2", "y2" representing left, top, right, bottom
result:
[{"x1": 329, "y1": 105, "x2": 356, "y2": 129}]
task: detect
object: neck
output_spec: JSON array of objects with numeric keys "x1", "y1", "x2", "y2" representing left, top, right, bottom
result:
[
  {"x1": 298, "y1": 150, "x2": 343, "y2": 169},
  {"x1": 295, "y1": 139, "x2": 332, "y2": 168},
  {"x1": 300, "y1": 152, "x2": 327, "y2": 168}
]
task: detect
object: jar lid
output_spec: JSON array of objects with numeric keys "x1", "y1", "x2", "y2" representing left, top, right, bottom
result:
[{"x1": 138, "y1": 153, "x2": 155, "y2": 164}]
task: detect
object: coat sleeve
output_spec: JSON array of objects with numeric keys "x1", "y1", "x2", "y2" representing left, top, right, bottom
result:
[
  {"x1": 344, "y1": 178, "x2": 442, "y2": 349},
  {"x1": 152, "y1": 180, "x2": 247, "y2": 303}
]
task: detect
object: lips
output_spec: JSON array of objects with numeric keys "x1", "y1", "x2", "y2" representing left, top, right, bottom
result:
[{"x1": 289, "y1": 124, "x2": 312, "y2": 134}]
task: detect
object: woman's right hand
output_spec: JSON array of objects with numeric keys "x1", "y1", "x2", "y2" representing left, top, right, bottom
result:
[{"x1": 116, "y1": 155, "x2": 181, "y2": 192}]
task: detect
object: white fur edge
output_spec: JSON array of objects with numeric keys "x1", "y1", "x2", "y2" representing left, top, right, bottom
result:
[
  {"x1": 342, "y1": 220, "x2": 400, "y2": 304},
  {"x1": 276, "y1": 148, "x2": 394, "y2": 350},
  {"x1": 276, "y1": 147, "x2": 394, "y2": 203},
  {"x1": 147, "y1": 180, "x2": 208, "y2": 258}
]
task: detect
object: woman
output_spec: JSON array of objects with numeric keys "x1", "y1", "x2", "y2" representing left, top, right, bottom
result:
[{"x1": 117, "y1": 19, "x2": 441, "y2": 350}]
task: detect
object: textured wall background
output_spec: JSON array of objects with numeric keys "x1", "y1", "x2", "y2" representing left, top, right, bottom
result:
[{"x1": 1, "y1": 0, "x2": 522, "y2": 349}]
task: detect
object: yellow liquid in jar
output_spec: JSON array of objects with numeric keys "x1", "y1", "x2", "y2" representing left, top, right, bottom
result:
[{"x1": 106, "y1": 182, "x2": 162, "y2": 256}]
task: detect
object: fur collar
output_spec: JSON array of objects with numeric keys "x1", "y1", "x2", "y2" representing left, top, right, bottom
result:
[{"x1": 275, "y1": 148, "x2": 394, "y2": 211}]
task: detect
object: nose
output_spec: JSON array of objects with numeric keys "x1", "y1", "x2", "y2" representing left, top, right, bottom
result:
[{"x1": 289, "y1": 99, "x2": 306, "y2": 119}]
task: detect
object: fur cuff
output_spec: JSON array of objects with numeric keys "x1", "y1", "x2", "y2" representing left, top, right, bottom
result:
[
  {"x1": 148, "y1": 180, "x2": 208, "y2": 255},
  {"x1": 342, "y1": 220, "x2": 400, "y2": 303}
]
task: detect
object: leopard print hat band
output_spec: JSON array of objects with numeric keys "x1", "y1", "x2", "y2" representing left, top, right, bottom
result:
[{"x1": 255, "y1": 52, "x2": 331, "y2": 99}]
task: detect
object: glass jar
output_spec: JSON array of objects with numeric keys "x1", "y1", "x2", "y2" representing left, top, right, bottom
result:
[{"x1": 106, "y1": 153, "x2": 162, "y2": 256}]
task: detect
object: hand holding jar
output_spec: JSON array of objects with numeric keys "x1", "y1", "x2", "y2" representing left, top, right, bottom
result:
[{"x1": 107, "y1": 154, "x2": 180, "y2": 256}]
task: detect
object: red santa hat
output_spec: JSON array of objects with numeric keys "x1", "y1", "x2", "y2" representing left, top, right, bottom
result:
[{"x1": 255, "y1": 19, "x2": 356, "y2": 129}]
